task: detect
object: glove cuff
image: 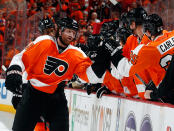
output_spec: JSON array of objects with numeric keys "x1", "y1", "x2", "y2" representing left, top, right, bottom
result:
[
  {"x1": 7, "y1": 70, "x2": 22, "y2": 76},
  {"x1": 111, "y1": 46, "x2": 122, "y2": 56},
  {"x1": 6, "y1": 65, "x2": 22, "y2": 76}
]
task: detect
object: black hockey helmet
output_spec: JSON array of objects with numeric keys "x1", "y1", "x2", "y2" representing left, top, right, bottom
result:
[
  {"x1": 144, "y1": 14, "x2": 163, "y2": 36},
  {"x1": 38, "y1": 17, "x2": 55, "y2": 33},
  {"x1": 100, "y1": 20, "x2": 119, "y2": 37},
  {"x1": 116, "y1": 27, "x2": 131, "y2": 45},
  {"x1": 126, "y1": 7, "x2": 148, "y2": 26},
  {"x1": 56, "y1": 17, "x2": 79, "y2": 31}
]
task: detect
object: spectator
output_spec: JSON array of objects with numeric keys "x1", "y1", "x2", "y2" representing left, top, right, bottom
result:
[
  {"x1": 0, "y1": 11, "x2": 5, "y2": 71},
  {"x1": 89, "y1": 11, "x2": 100, "y2": 24},
  {"x1": 4, "y1": 43, "x2": 19, "y2": 68},
  {"x1": 70, "y1": 2, "x2": 83, "y2": 22}
]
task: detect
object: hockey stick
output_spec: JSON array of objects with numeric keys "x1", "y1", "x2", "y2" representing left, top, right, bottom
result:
[{"x1": 1, "y1": 65, "x2": 7, "y2": 71}]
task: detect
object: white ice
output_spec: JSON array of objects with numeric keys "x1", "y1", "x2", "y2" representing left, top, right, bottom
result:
[{"x1": 0, "y1": 111, "x2": 14, "y2": 131}]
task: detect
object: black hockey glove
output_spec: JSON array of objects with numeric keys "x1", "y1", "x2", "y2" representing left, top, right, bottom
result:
[
  {"x1": 96, "y1": 86, "x2": 111, "y2": 99},
  {"x1": 86, "y1": 83, "x2": 94, "y2": 95},
  {"x1": 11, "y1": 94, "x2": 22, "y2": 109},
  {"x1": 11, "y1": 83, "x2": 27, "y2": 109},
  {"x1": 5, "y1": 65, "x2": 22, "y2": 95},
  {"x1": 146, "y1": 81, "x2": 159, "y2": 101},
  {"x1": 91, "y1": 46, "x2": 111, "y2": 78},
  {"x1": 67, "y1": 74, "x2": 80, "y2": 88},
  {"x1": 102, "y1": 37, "x2": 124, "y2": 68},
  {"x1": 103, "y1": 37, "x2": 122, "y2": 56},
  {"x1": 86, "y1": 83, "x2": 100, "y2": 95}
]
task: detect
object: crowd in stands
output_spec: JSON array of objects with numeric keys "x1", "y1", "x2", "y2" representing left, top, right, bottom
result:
[{"x1": 0, "y1": 0, "x2": 174, "y2": 103}]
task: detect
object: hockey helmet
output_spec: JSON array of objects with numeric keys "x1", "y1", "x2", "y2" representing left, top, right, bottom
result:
[
  {"x1": 144, "y1": 14, "x2": 163, "y2": 36},
  {"x1": 56, "y1": 17, "x2": 79, "y2": 31},
  {"x1": 38, "y1": 17, "x2": 55, "y2": 33},
  {"x1": 126, "y1": 7, "x2": 148, "y2": 26}
]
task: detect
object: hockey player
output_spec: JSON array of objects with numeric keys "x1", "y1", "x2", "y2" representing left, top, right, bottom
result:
[
  {"x1": 116, "y1": 27, "x2": 139, "y2": 97},
  {"x1": 121, "y1": 7, "x2": 152, "y2": 99},
  {"x1": 11, "y1": 17, "x2": 55, "y2": 131},
  {"x1": 122, "y1": 7, "x2": 149, "y2": 59},
  {"x1": 5, "y1": 17, "x2": 111, "y2": 131},
  {"x1": 106, "y1": 14, "x2": 174, "y2": 102},
  {"x1": 38, "y1": 16, "x2": 56, "y2": 37}
]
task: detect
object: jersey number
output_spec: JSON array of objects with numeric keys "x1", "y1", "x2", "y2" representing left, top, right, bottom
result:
[{"x1": 160, "y1": 54, "x2": 172, "y2": 70}]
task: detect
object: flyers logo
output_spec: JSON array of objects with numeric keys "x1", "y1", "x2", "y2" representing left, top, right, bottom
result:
[
  {"x1": 130, "y1": 51, "x2": 138, "y2": 65},
  {"x1": 44, "y1": 56, "x2": 68, "y2": 76}
]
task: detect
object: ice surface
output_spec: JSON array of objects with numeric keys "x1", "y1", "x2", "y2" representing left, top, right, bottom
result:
[{"x1": 0, "y1": 111, "x2": 14, "y2": 131}]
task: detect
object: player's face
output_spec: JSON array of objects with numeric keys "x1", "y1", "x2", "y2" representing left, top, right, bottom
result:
[
  {"x1": 61, "y1": 28, "x2": 76, "y2": 45},
  {"x1": 129, "y1": 21, "x2": 136, "y2": 34}
]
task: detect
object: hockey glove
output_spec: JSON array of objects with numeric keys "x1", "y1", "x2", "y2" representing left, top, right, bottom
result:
[
  {"x1": 11, "y1": 94, "x2": 22, "y2": 109},
  {"x1": 145, "y1": 81, "x2": 160, "y2": 101},
  {"x1": 96, "y1": 86, "x2": 111, "y2": 99},
  {"x1": 86, "y1": 83, "x2": 99, "y2": 95},
  {"x1": 103, "y1": 37, "x2": 122, "y2": 56},
  {"x1": 103, "y1": 38, "x2": 124, "y2": 68},
  {"x1": 11, "y1": 83, "x2": 27, "y2": 109},
  {"x1": 5, "y1": 65, "x2": 22, "y2": 95}
]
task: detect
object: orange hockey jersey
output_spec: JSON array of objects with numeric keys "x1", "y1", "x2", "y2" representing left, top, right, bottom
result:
[
  {"x1": 103, "y1": 70, "x2": 124, "y2": 96},
  {"x1": 120, "y1": 34, "x2": 151, "y2": 98},
  {"x1": 10, "y1": 35, "x2": 104, "y2": 93},
  {"x1": 122, "y1": 35, "x2": 138, "y2": 60}
]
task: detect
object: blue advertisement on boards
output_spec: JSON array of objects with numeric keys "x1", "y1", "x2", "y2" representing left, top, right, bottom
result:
[{"x1": 0, "y1": 79, "x2": 7, "y2": 99}]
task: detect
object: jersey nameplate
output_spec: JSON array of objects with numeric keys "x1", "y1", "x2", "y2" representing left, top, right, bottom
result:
[
  {"x1": 44, "y1": 56, "x2": 68, "y2": 76},
  {"x1": 157, "y1": 36, "x2": 174, "y2": 54}
]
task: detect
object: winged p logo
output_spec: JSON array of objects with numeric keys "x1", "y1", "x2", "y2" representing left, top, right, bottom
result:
[{"x1": 44, "y1": 56, "x2": 68, "y2": 76}]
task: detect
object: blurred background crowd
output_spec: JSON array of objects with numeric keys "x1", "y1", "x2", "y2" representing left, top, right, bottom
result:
[{"x1": 0, "y1": 0, "x2": 174, "y2": 100}]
